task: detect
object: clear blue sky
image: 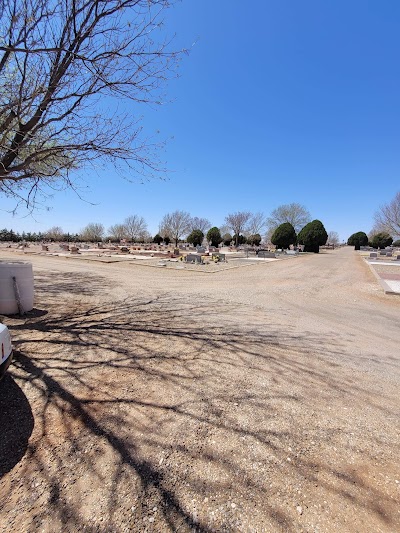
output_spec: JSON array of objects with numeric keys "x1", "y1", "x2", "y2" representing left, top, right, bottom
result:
[{"x1": 1, "y1": 0, "x2": 400, "y2": 241}]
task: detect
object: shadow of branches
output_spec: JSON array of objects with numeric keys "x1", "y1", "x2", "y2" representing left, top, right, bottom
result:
[
  {"x1": 1, "y1": 269, "x2": 399, "y2": 532},
  {"x1": 0, "y1": 375, "x2": 34, "y2": 477}
]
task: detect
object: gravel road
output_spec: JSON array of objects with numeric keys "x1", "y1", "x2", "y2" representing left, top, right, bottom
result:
[{"x1": 0, "y1": 246, "x2": 399, "y2": 532}]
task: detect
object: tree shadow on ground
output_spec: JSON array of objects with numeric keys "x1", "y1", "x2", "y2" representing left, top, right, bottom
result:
[
  {"x1": 0, "y1": 374, "x2": 34, "y2": 477},
  {"x1": 1, "y1": 270, "x2": 399, "y2": 532}
]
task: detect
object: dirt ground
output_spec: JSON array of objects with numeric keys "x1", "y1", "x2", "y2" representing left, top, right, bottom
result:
[{"x1": 0, "y1": 246, "x2": 399, "y2": 532}]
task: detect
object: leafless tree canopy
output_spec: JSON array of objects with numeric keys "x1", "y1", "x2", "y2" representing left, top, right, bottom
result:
[
  {"x1": 45, "y1": 225, "x2": 64, "y2": 240},
  {"x1": 80, "y1": 222, "x2": 104, "y2": 242},
  {"x1": 124, "y1": 215, "x2": 148, "y2": 242},
  {"x1": 0, "y1": 0, "x2": 182, "y2": 209},
  {"x1": 327, "y1": 231, "x2": 340, "y2": 245},
  {"x1": 108, "y1": 224, "x2": 127, "y2": 242},
  {"x1": 224, "y1": 211, "x2": 252, "y2": 246},
  {"x1": 246, "y1": 212, "x2": 267, "y2": 237},
  {"x1": 266, "y1": 203, "x2": 311, "y2": 234},
  {"x1": 374, "y1": 191, "x2": 400, "y2": 238},
  {"x1": 160, "y1": 210, "x2": 191, "y2": 246},
  {"x1": 188, "y1": 216, "x2": 211, "y2": 234}
]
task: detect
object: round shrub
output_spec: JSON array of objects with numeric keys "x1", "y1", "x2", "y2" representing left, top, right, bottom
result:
[
  {"x1": 347, "y1": 231, "x2": 368, "y2": 250},
  {"x1": 271, "y1": 223, "x2": 296, "y2": 250},
  {"x1": 298, "y1": 220, "x2": 328, "y2": 253}
]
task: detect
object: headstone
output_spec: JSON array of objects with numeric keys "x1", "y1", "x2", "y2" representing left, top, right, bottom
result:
[
  {"x1": 257, "y1": 250, "x2": 276, "y2": 258},
  {"x1": 186, "y1": 254, "x2": 202, "y2": 264},
  {"x1": 386, "y1": 252, "x2": 392, "y2": 257},
  {"x1": 173, "y1": 248, "x2": 180, "y2": 256},
  {"x1": 396, "y1": 255, "x2": 400, "y2": 261},
  {"x1": 379, "y1": 251, "x2": 387, "y2": 255},
  {"x1": 196, "y1": 246, "x2": 206, "y2": 253},
  {"x1": 285, "y1": 250, "x2": 299, "y2": 255},
  {"x1": 370, "y1": 252, "x2": 378, "y2": 258}
]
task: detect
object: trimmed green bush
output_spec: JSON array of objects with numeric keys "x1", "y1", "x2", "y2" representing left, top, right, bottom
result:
[
  {"x1": 232, "y1": 234, "x2": 247, "y2": 245},
  {"x1": 222, "y1": 233, "x2": 232, "y2": 246},
  {"x1": 207, "y1": 227, "x2": 223, "y2": 247},
  {"x1": 247, "y1": 233, "x2": 262, "y2": 246},
  {"x1": 370, "y1": 232, "x2": 393, "y2": 249},
  {"x1": 347, "y1": 231, "x2": 368, "y2": 250},
  {"x1": 298, "y1": 220, "x2": 328, "y2": 253},
  {"x1": 187, "y1": 229, "x2": 204, "y2": 247},
  {"x1": 271, "y1": 223, "x2": 296, "y2": 250},
  {"x1": 153, "y1": 233, "x2": 163, "y2": 244}
]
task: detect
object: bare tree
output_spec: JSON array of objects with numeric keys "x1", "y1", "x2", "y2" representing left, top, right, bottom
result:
[
  {"x1": 374, "y1": 191, "x2": 400, "y2": 238},
  {"x1": 327, "y1": 231, "x2": 340, "y2": 246},
  {"x1": 267, "y1": 203, "x2": 311, "y2": 234},
  {"x1": 246, "y1": 212, "x2": 267, "y2": 237},
  {"x1": 224, "y1": 211, "x2": 252, "y2": 247},
  {"x1": 189, "y1": 216, "x2": 211, "y2": 234},
  {"x1": 218, "y1": 224, "x2": 231, "y2": 237},
  {"x1": 45, "y1": 226, "x2": 64, "y2": 241},
  {"x1": 0, "y1": 0, "x2": 183, "y2": 209},
  {"x1": 80, "y1": 222, "x2": 104, "y2": 242},
  {"x1": 160, "y1": 210, "x2": 191, "y2": 246},
  {"x1": 108, "y1": 224, "x2": 127, "y2": 242},
  {"x1": 140, "y1": 230, "x2": 152, "y2": 243},
  {"x1": 124, "y1": 215, "x2": 147, "y2": 243}
]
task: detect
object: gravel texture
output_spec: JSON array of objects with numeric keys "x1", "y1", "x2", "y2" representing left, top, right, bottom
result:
[{"x1": 0, "y1": 246, "x2": 399, "y2": 532}]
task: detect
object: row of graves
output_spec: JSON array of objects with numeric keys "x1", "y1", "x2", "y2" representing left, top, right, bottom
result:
[{"x1": 362, "y1": 246, "x2": 400, "y2": 262}]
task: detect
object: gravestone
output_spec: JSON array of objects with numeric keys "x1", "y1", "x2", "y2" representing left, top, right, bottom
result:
[
  {"x1": 257, "y1": 250, "x2": 276, "y2": 258},
  {"x1": 370, "y1": 252, "x2": 378, "y2": 258},
  {"x1": 186, "y1": 254, "x2": 202, "y2": 264}
]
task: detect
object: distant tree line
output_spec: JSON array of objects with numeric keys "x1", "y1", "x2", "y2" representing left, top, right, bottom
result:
[{"x1": 0, "y1": 202, "x2": 338, "y2": 252}]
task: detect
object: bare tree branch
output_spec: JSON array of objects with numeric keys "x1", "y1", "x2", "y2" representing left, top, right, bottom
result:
[
  {"x1": 124, "y1": 214, "x2": 148, "y2": 242},
  {"x1": 160, "y1": 210, "x2": 191, "y2": 247},
  {"x1": 224, "y1": 211, "x2": 252, "y2": 247},
  {"x1": 0, "y1": 0, "x2": 184, "y2": 209},
  {"x1": 188, "y1": 216, "x2": 211, "y2": 234},
  {"x1": 266, "y1": 203, "x2": 311, "y2": 234},
  {"x1": 374, "y1": 191, "x2": 400, "y2": 238}
]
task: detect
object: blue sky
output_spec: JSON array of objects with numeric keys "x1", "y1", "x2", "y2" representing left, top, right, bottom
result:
[{"x1": 1, "y1": 0, "x2": 400, "y2": 241}]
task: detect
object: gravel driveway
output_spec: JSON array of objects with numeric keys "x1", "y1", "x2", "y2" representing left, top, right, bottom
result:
[{"x1": 0, "y1": 247, "x2": 399, "y2": 532}]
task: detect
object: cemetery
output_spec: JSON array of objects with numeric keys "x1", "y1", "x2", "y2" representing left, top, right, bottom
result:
[{"x1": 0, "y1": 243, "x2": 399, "y2": 532}]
